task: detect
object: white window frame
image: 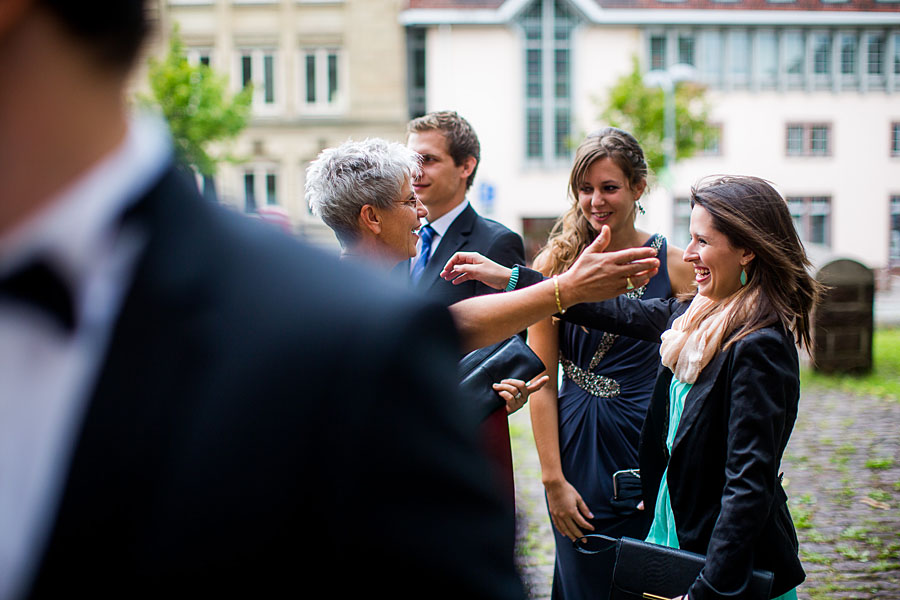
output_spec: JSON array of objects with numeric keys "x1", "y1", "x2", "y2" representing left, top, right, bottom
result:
[
  {"x1": 236, "y1": 48, "x2": 281, "y2": 117},
  {"x1": 242, "y1": 165, "x2": 281, "y2": 213},
  {"x1": 186, "y1": 46, "x2": 213, "y2": 68},
  {"x1": 864, "y1": 30, "x2": 887, "y2": 90},
  {"x1": 298, "y1": 47, "x2": 346, "y2": 115}
]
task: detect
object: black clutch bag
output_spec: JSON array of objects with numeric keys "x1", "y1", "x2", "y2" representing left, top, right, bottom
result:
[
  {"x1": 575, "y1": 534, "x2": 774, "y2": 600},
  {"x1": 458, "y1": 335, "x2": 546, "y2": 422}
]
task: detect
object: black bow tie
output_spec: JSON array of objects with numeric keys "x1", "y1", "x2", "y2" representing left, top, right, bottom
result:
[{"x1": 0, "y1": 260, "x2": 76, "y2": 333}]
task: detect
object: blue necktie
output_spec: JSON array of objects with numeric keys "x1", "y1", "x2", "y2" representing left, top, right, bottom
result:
[{"x1": 410, "y1": 224, "x2": 435, "y2": 284}]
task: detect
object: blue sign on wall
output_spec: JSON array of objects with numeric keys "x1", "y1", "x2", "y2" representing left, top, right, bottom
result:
[{"x1": 478, "y1": 182, "x2": 496, "y2": 214}]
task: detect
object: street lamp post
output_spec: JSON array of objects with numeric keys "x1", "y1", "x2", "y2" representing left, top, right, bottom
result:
[{"x1": 643, "y1": 63, "x2": 697, "y2": 186}]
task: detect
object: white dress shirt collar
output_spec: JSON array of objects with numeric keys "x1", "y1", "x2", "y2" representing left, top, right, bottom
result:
[
  {"x1": 426, "y1": 199, "x2": 469, "y2": 238},
  {"x1": 0, "y1": 112, "x2": 171, "y2": 308}
]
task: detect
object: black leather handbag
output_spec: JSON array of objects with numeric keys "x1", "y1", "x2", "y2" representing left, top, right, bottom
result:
[
  {"x1": 458, "y1": 335, "x2": 545, "y2": 422},
  {"x1": 574, "y1": 534, "x2": 774, "y2": 600}
]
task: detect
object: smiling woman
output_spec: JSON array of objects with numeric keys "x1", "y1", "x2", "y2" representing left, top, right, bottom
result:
[
  {"x1": 525, "y1": 128, "x2": 694, "y2": 600},
  {"x1": 305, "y1": 138, "x2": 427, "y2": 266}
]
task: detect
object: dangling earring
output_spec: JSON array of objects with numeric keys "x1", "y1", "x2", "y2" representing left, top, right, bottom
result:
[
  {"x1": 635, "y1": 199, "x2": 645, "y2": 216},
  {"x1": 739, "y1": 267, "x2": 748, "y2": 286}
]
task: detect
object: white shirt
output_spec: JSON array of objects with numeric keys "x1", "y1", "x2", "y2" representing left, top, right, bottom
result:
[
  {"x1": 411, "y1": 199, "x2": 469, "y2": 270},
  {"x1": 0, "y1": 114, "x2": 171, "y2": 600}
]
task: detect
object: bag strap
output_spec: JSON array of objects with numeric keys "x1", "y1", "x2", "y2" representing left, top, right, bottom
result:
[{"x1": 573, "y1": 533, "x2": 619, "y2": 555}]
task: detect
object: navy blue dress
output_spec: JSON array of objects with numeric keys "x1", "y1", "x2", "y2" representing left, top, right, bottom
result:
[{"x1": 550, "y1": 234, "x2": 671, "y2": 600}]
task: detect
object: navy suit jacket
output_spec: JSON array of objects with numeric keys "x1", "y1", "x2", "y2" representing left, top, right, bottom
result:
[
  {"x1": 26, "y1": 167, "x2": 524, "y2": 599},
  {"x1": 409, "y1": 203, "x2": 524, "y2": 307}
]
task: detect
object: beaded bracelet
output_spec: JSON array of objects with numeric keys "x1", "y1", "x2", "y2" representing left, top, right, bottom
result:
[{"x1": 504, "y1": 265, "x2": 520, "y2": 292}]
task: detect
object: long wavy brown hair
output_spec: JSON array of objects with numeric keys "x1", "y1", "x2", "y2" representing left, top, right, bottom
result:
[
  {"x1": 536, "y1": 127, "x2": 648, "y2": 276},
  {"x1": 683, "y1": 175, "x2": 824, "y2": 350}
]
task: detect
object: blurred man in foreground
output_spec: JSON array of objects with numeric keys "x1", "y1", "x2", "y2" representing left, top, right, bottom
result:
[{"x1": 0, "y1": 2, "x2": 524, "y2": 597}]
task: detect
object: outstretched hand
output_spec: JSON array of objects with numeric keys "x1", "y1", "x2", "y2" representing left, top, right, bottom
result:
[
  {"x1": 557, "y1": 225, "x2": 660, "y2": 307},
  {"x1": 441, "y1": 252, "x2": 512, "y2": 290}
]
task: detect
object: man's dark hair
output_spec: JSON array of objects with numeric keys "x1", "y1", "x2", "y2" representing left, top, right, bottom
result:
[{"x1": 38, "y1": 0, "x2": 149, "y2": 71}]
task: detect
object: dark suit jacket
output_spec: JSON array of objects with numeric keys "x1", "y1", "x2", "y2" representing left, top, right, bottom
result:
[
  {"x1": 410, "y1": 203, "x2": 525, "y2": 306},
  {"x1": 26, "y1": 167, "x2": 524, "y2": 599},
  {"x1": 404, "y1": 203, "x2": 525, "y2": 505},
  {"x1": 515, "y1": 267, "x2": 805, "y2": 599}
]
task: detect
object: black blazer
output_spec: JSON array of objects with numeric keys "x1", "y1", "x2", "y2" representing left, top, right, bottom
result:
[
  {"x1": 27, "y1": 167, "x2": 524, "y2": 599},
  {"x1": 515, "y1": 268, "x2": 805, "y2": 599},
  {"x1": 409, "y1": 203, "x2": 524, "y2": 307}
]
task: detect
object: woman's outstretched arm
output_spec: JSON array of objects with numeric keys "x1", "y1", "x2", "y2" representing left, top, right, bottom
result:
[{"x1": 447, "y1": 226, "x2": 660, "y2": 352}]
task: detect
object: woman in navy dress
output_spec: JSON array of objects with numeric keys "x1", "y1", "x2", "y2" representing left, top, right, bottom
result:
[{"x1": 528, "y1": 128, "x2": 694, "y2": 600}]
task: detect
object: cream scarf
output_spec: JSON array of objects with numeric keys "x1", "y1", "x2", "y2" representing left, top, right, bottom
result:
[{"x1": 659, "y1": 292, "x2": 750, "y2": 384}]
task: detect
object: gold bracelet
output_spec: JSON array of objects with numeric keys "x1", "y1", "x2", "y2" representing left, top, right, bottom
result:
[{"x1": 553, "y1": 274, "x2": 566, "y2": 314}]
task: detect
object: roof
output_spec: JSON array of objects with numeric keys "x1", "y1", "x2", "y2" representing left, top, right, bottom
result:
[
  {"x1": 402, "y1": 0, "x2": 900, "y2": 25},
  {"x1": 407, "y1": 0, "x2": 900, "y2": 9}
]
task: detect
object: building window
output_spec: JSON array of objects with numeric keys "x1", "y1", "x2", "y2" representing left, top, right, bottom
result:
[
  {"x1": 673, "y1": 197, "x2": 692, "y2": 249},
  {"x1": 783, "y1": 30, "x2": 805, "y2": 87},
  {"x1": 186, "y1": 47, "x2": 212, "y2": 67},
  {"x1": 650, "y1": 35, "x2": 667, "y2": 70},
  {"x1": 243, "y1": 172, "x2": 256, "y2": 213},
  {"x1": 698, "y1": 30, "x2": 723, "y2": 86},
  {"x1": 894, "y1": 32, "x2": 900, "y2": 76},
  {"x1": 839, "y1": 32, "x2": 858, "y2": 87},
  {"x1": 812, "y1": 32, "x2": 832, "y2": 76},
  {"x1": 678, "y1": 35, "x2": 695, "y2": 66},
  {"x1": 729, "y1": 30, "x2": 751, "y2": 87},
  {"x1": 243, "y1": 167, "x2": 279, "y2": 213},
  {"x1": 406, "y1": 27, "x2": 426, "y2": 119},
  {"x1": 757, "y1": 30, "x2": 778, "y2": 87},
  {"x1": 891, "y1": 196, "x2": 900, "y2": 268},
  {"x1": 301, "y1": 48, "x2": 342, "y2": 112},
  {"x1": 868, "y1": 33, "x2": 885, "y2": 76},
  {"x1": 644, "y1": 26, "x2": 900, "y2": 93},
  {"x1": 892, "y1": 122, "x2": 900, "y2": 156},
  {"x1": 788, "y1": 196, "x2": 831, "y2": 246},
  {"x1": 840, "y1": 33, "x2": 857, "y2": 75},
  {"x1": 239, "y1": 49, "x2": 278, "y2": 112},
  {"x1": 786, "y1": 123, "x2": 831, "y2": 156},
  {"x1": 519, "y1": 0, "x2": 578, "y2": 164},
  {"x1": 700, "y1": 124, "x2": 723, "y2": 156}
]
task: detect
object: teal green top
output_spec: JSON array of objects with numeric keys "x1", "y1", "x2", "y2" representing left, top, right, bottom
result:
[
  {"x1": 645, "y1": 375, "x2": 797, "y2": 600},
  {"x1": 645, "y1": 375, "x2": 690, "y2": 548}
]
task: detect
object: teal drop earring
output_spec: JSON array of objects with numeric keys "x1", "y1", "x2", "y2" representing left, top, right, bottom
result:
[{"x1": 740, "y1": 268, "x2": 748, "y2": 286}]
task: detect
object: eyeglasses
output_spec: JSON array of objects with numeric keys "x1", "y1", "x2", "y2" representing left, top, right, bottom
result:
[{"x1": 394, "y1": 199, "x2": 419, "y2": 210}]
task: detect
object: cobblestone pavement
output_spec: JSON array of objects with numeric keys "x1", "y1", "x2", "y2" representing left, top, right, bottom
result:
[{"x1": 510, "y1": 387, "x2": 900, "y2": 600}]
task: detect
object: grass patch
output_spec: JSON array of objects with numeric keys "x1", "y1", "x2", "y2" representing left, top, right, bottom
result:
[
  {"x1": 806, "y1": 529, "x2": 831, "y2": 544},
  {"x1": 868, "y1": 560, "x2": 899, "y2": 573},
  {"x1": 835, "y1": 543, "x2": 871, "y2": 562},
  {"x1": 868, "y1": 489, "x2": 892, "y2": 502},
  {"x1": 802, "y1": 328, "x2": 900, "y2": 400},
  {"x1": 878, "y1": 543, "x2": 900, "y2": 559},
  {"x1": 790, "y1": 504, "x2": 814, "y2": 529},
  {"x1": 865, "y1": 457, "x2": 895, "y2": 470},
  {"x1": 800, "y1": 549, "x2": 833, "y2": 565},
  {"x1": 834, "y1": 443, "x2": 857, "y2": 455},
  {"x1": 840, "y1": 525, "x2": 871, "y2": 541}
]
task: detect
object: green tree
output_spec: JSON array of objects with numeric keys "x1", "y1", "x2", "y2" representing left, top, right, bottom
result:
[
  {"x1": 142, "y1": 26, "x2": 252, "y2": 176},
  {"x1": 599, "y1": 57, "x2": 716, "y2": 179}
]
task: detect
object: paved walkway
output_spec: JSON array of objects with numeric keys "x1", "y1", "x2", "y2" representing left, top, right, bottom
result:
[{"x1": 510, "y1": 386, "x2": 900, "y2": 599}]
